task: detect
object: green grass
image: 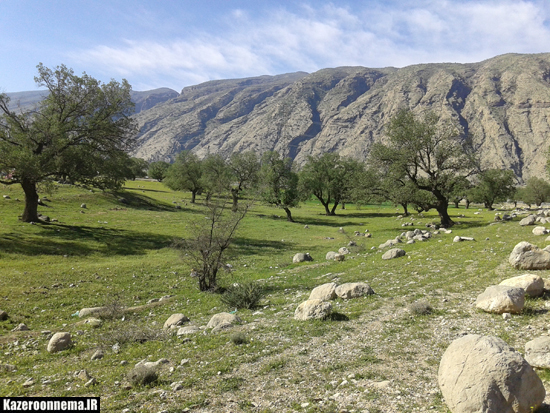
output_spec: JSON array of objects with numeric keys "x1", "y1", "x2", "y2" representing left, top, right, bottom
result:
[{"x1": 1, "y1": 181, "x2": 550, "y2": 412}]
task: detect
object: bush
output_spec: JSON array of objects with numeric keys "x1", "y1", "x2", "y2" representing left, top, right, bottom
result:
[
  {"x1": 407, "y1": 301, "x2": 433, "y2": 315},
  {"x1": 230, "y1": 332, "x2": 248, "y2": 345},
  {"x1": 220, "y1": 282, "x2": 264, "y2": 310},
  {"x1": 127, "y1": 365, "x2": 158, "y2": 387}
]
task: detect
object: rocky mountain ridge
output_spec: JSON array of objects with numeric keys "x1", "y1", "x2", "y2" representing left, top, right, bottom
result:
[{"x1": 133, "y1": 53, "x2": 550, "y2": 181}]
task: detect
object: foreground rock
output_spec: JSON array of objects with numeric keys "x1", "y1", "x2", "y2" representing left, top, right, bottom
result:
[
  {"x1": 206, "y1": 313, "x2": 241, "y2": 329},
  {"x1": 335, "y1": 282, "x2": 374, "y2": 299},
  {"x1": 519, "y1": 215, "x2": 536, "y2": 226},
  {"x1": 163, "y1": 314, "x2": 190, "y2": 329},
  {"x1": 499, "y1": 274, "x2": 544, "y2": 297},
  {"x1": 78, "y1": 307, "x2": 108, "y2": 318},
  {"x1": 309, "y1": 283, "x2": 337, "y2": 301},
  {"x1": 382, "y1": 248, "x2": 406, "y2": 260},
  {"x1": 475, "y1": 285, "x2": 525, "y2": 314},
  {"x1": 47, "y1": 332, "x2": 72, "y2": 353},
  {"x1": 525, "y1": 336, "x2": 550, "y2": 368},
  {"x1": 438, "y1": 334, "x2": 545, "y2": 413},
  {"x1": 532, "y1": 226, "x2": 549, "y2": 235},
  {"x1": 509, "y1": 241, "x2": 550, "y2": 270},
  {"x1": 293, "y1": 253, "x2": 313, "y2": 263},
  {"x1": 294, "y1": 299, "x2": 332, "y2": 321}
]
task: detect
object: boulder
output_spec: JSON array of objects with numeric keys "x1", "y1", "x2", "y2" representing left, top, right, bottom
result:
[
  {"x1": 438, "y1": 334, "x2": 545, "y2": 413},
  {"x1": 532, "y1": 226, "x2": 549, "y2": 236},
  {"x1": 475, "y1": 285, "x2": 525, "y2": 314},
  {"x1": 293, "y1": 253, "x2": 313, "y2": 263},
  {"x1": 176, "y1": 325, "x2": 200, "y2": 336},
  {"x1": 382, "y1": 248, "x2": 406, "y2": 260},
  {"x1": 338, "y1": 247, "x2": 350, "y2": 255},
  {"x1": 294, "y1": 299, "x2": 332, "y2": 321},
  {"x1": 525, "y1": 336, "x2": 550, "y2": 368},
  {"x1": 309, "y1": 283, "x2": 338, "y2": 301},
  {"x1": 335, "y1": 282, "x2": 374, "y2": 299},
  {"x1": 333, "y1": 253, "x2": 345, "y2": 262},
  {"x1": 509, "y1": 241, "x2": 550, "y2": 270},
  {"x1": 519, "y1": 215, "x2": 536, "y2": 226},
  {"x1": 78, "y1": 307, "x2": 107, "y2": 318},
  {"x1": 499, "y1": 274, "x2": 544, "y2": 297},
  {"x1": 206, "y1": 313, "x2": 241, "y2": 329},
  {"x1": 325, "y1": 251, "x2": 337, "y2": 260},
  {"x1": 47, "y1": 332, "x2": 72, "y2": 353},
  {"x1": 163, "y1": 314, "x2": 190, "y2": 329},
  {"x1": 453, "y1": 236, "x2": 475, "y2": 242},
  {"x1": 12, "y1": 323, "x2": 29, "y2": 331},
  {"x1": 378, "y1": 238, "x2": 401, "y2": 249}
]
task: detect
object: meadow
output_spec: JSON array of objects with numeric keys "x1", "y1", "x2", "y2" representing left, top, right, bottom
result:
[{"x1": 1, "y1": 180, "x2": 549, "y2": 412}]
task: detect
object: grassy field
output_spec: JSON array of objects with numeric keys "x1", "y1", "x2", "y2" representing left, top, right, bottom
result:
[{"x1": 1, "y1": 180, "x2": 550, "y2": 412}]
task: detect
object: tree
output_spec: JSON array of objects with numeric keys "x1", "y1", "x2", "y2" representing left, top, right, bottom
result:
[
  {"x1": 173, "y1": 199, "x2": 248, "y2": 292},
  {"x1": 200, "y1": 154, "x2": 232, "y2": 202},
  {"x1": 299, "y1": 153, "x2": 363, "y2": 216},
  {"x1": 129, "y1": 158, "x2": 149, "y2": 180},
  {"x1": 0, "y1": 64, "x2": 137, "y2": 222},
  {"x1": 518, "y1": 177, "x2": 550, "y2": 207},
  {"x1": 370, "y1": 109, "x2": 477, "y2": 227},
  {"x1": 227, "y1": 151, "x2": 260, "y2": 212},
  {"x1": 148, "y1": 161, "x2": 170, "y2": 181},
  {"x1": 258, "y1": 151, "x2": 300, "y2": 222},
  {"x1": 163, "y1": 151, "x2": 203, "y2": 203},
  {"x1": 468, "y1": 169, "x2": 516, "y2": 210}
]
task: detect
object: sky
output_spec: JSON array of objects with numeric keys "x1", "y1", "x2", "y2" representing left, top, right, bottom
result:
[{"x1": 1, "y1": 0, "x2": 550, "y2": 93}]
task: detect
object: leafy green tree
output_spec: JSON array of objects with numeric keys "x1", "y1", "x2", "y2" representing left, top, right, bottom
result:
[
  {"x1": 258, "y1": 151, "x2": 300, "y2": 222},
  {"x1": 163, "y1": 151, "x2": 203, "y2": 203},
  {"x1": 370, "y1": 109, "x2": 477, "y2": 227},
  {"x1": 468, "y1": 169, "x2": 516, "y2": 210},
  {"x1": 299, "y1": 153, "x2": 363, "y2": 216},
  {"x1": 200, "y1": 154, "x2": 232, "y2": 202},
  {"x1": 0, "y1": 63, "x2": 137, "y2": 222},
  {"x1": 227, "y1": 151, "x2": 260, "y2": 212},
  {"x1": 518, "y1": 177, "x2": 550, "y2": 207},
  {"x1": 449, "y1": 176, "x2": 472, "y2": 209},
  {"x1": 129, "y1": 158, "x2": 149, "y2": 180},
  {"x1": 148, "y1": 161, "x2": 170, "y2": 181}
]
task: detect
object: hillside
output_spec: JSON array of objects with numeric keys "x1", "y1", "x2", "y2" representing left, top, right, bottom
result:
[{"x1": 133, "y1": 53, "x2": 550, "y2": 181}]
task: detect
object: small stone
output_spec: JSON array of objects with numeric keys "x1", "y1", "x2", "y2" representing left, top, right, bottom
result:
[
  {"x1": 502, "y1": 312, "x2": 512, "y2": 320},
  {"x1": 0, "y1": 310, "x2": 8, "y2": 321},
  {"x1": 12, "y1": 323, "x2": 29, "y2": 332},
  {"x1": 22, "y1": 378, "x2": 34, "y2": 387},
  {"x1": 47, "y1": 332, "x2": 72, "y2": 353},
  {"x1": 84, "y1": 378, "x2": 97, "y2": 387},
  {"x1": 91, "y1": 350, "x2": 104, "y2": 360}
]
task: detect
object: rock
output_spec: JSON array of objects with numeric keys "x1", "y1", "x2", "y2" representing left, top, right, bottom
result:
[
  {"x1": 309, "y1": 283, "x2": 338, "y2": 301},
  {"x1": 533, "y1": 226, "x2": 549, "y2": 235},
  {"x1": 325, "y1": 251, "x2": 337, "y2": 260},
  {"x1": 499, "y1": 274, "x2": 544, "y2": 297},
  {"x1": 509, "y1": 241, "x2": 550, "y2": 270},
  {"x1": 544, "y1": 278, "x2": 550, "y2": 292},
  {"x1": 348, "y1": 241, "x2": 356, "y2": 247},
  {"x1": 338, "y1": 247, "x2": 350, "y2": 255},
  {"x1": 382, "y1": 248, "x2": 406, "y2": 260},
  {"x1": 378, "y1": 239, "x2": 400, "y2": 249},
  {"x1": 335, "y1": 282, "x2": 374, "y2": 299},
  {"x1": 212, "y1": 322, "x2": 234, "y2": 333},
  {"x1": 84, "y1": 378, "x2": 97, "y2": 387},
  {"x1": 453, "y1": 236, "x2": 475, "y2": 242},
  {"x1": 333, "y1": 253, "x2": 345, "y2": 262},
  {"x1": 294, "y1": 299, "x2": 332, "y2": 321},
  {"x1": 22, "y1": 378, "x2": 34, "y2": 387},
  {"x1": 525, "y1": 336, "x2": 550, "y2": 368},
  {"x1": 176, "y1": 325, "x2": 200, "y2": 336},
  {"x1": 91, "y1": 350, "x2": 104, "y2": 360},
  {"x1": 438, "y1": 334, "x2": 545, "y2": 413},
  {"x1": 0, "y1": 310, "x2": 8, "y2": 321},
  {"x1": 80, "y1": 203, "x2": 87, "y2": 208},
  {"x1": 76, "y1": 370, "x2": 92, "y2": 381},
  {"x1": 519, "y1": 215, "x2": 536, "y2": 226},
  {"x1": 78, "y1": 307, "x2": 107, "y2": 318},
  {"x1": 12, "y1": 323, "x2": 29, "y2": 332},
  {"x1": 135, "y1": 358, "x2": 169, "y2": 369},
  {"x1": 206, "y1": 313, "x2": 241, "y2": 329},
  {"x1": 475, "y1": 285, "x2": 525, "y2": 314},
  {"x1": 47, "y1": 332, "x2": 72, "y2": 353},
  {"x1": 3, "y1": 195, "x2": 10, "y2": 199},
  {"x1": 163, "y1": 314, "x2": 190, "y2": 329},
  {"x1": 293, "y1": 253, "x2": 313, "y2": 263},
  {"x1": 304, "y1": 225, "x2": 309, "y2": 229}
]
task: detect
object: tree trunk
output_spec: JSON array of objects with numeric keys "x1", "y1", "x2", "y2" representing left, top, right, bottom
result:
[
  {"x1": 454, "y1": 200, "x2": 459, "y2": 208},
  {"x1": 231, "y1": 189, "x2": 239, "y2": 212},
  {"x1": 21, "y1": 179, "x2": 40, "y2": 222},
  {"x1": 191, "y1": 190, "x2": 197, "y2": 204},
  {"x1": 400, "y1": 203, "x2": 409, "y2": 216},
  {"x1": 284, "y1": 207, "x2": 294, "y2": 222},
  {"x1": 435, "y1": 198, "x2": 454, "y2": 228},
  {"x1": 341, "y1": 202, "x2": 346, "y2": 210},
  {"x1": 329, "y1": 202, "x2": 339, "y2": 216},
  {"x1": 465, "y1": 199, "x2": 471, "y2": 209}
]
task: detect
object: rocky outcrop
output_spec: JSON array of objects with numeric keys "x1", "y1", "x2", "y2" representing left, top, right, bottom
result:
[{"x1": 509, "y1": 241, "x2": 550, "y2": 270}]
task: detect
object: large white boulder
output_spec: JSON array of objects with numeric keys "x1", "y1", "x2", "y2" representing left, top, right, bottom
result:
[
  {"x1": 519, "y1": 215, "x2": 536, "y2": 226},
  {"x1": 475, "y1": 285, "x2": 525, "y2": 314},
  {"x1": 206, "y1": 313, "x2": 241, "y2": 329},
  {"x1": 47, "y1": 332, "x2": 72, "y2": 353},
  {"x1": 309, "y1": 283, "x2": 337, "y2": 301},
  {"x1": 294, "y1": 299, "x2": 332, "y2": 321},
  {"x1": 163, "y1": 313, "x2": 190, "y2": 329},
  {"x1": 382, "y1": 248, "x2": 406, "y2": 260},
  {"x1": 335, "y1": 282, "x2": 374, "y2": 299},
  {"x1": 509, "y1": 241, "x2": 550, "y2": 270},
  {"x1": 438, "y1": 334, "x2": 545, "y2": 413},
  {"x1": 293, "y1": 253, "x2": 313, "y2": 263},
  {"x1": 499, "y1": 274, "x2": 544, "y2": 297}
]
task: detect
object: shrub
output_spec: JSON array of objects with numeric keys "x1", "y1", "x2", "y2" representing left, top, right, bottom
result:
[
  {"x1": 407, "y1": 301, "x2": 433, "y2": 315},
  {"x1": 127, "y1": 365, "x2": 158, "y2": 387},
  {"x1": 220, "y1": 282, "x2": 264, "y2": 310},
  {"x1": 230, "y1": 332, "x2": 248, "y2": 345}
]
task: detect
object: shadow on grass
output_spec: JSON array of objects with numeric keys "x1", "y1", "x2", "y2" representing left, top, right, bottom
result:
[
  {"x1": 111, "y1": 191, "x2": 194, "y2": 213},
  {"x1": 328, "y1": 312, "x2": 349, "y2": 321},
  {"x1": 0, "y1": 224, "x2": 174, "y2": 256},
  {"x1": 232, "y1": 237, "x2": 295, "y2": 255}
]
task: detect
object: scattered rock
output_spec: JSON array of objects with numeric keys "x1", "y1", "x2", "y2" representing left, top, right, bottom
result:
[
  {"x1": 382, "y1": 248, "x2": 406, "y2": 260},
  {"x1": 177, "y1": 325, "x2": 200, "y2": 336},
  {"x1": 338, "y1": 247, "x2": 350, "y2": 255},
  {"x1": 206, "y1": 313, "x2": 241, "y2": 329},
  {"x1": 22, "y1": 378, "x2": 34, "y2": 387},
  {"x1": 333, "y1": 253, "x2": 345, "y2": 262},
  {"x1": 80, "y1": 203, "x2": 87, "y2": 208},
  {"x1": 163, "y1": 314, "x2": 190, "y2": 329},
  {"x1": 91, "y1": 350, "x2": 104, "y2": 360},
  {"x1": 212, "y1": 322, "x2": 235, "y2": 333},
  {"x1": 519, "y1": 215, "x2": 536, "y2": 226},
  {"x1": 475, "y1": 285, "x2": 525, "y2": 314},
  {"x1": 12, "y1": 323, "x2": 29, "y2": 332},
  {"x1": 309, "y1": 282, "x2": 338, "y2": 301},
  {"x1": 135, "y1": 358, "x2": 169, "y2": 369},
  {"x1": 76, "y1": 370, "x2": 91, "y2": 381},
  {"x1": 348, "y1": 241, "x2": 356, "y2": 247},
  {"x1": 84, "y1": 378, "x2": 97, "y2": 387},
  {"x1": 325, "y1": 251, "x2": 337, "y2": 260},
  {"x1": 0, "y1": 310, "x2": 8, "y2": 321},
  {"x1": 438, "y1": 334, "x2": 545, "y2": 413},
  {"x1": 499, "y1": 274, "x2": 544, "y2": 297},
  {"x1": 453, "y1": 236, "x2": 475, "y2": 242},
  {"x1": 509, "y1": 241, "x2": 550, "y2": 270},
  {"x1": 294, "y1": 299, "x2": 332, "y2": 321},
  {"x1": 525, "y1": 336, "x2": 550, "y2": 368},
  {"x1": 47, "y1": 332, "x2": 72, "y2": 353},
  {"x1": 533, "y1": 226, "x2": 549, "y2": 235},
  {"x1": 3, "y1": 195, "x2": 10, "y2": 199},
  {"x1": 293, "y1": 253, "x2": 313, "y2": 263},
  {"x1": 78, "y1": 307, "x2": 108, "y2": 318},
  {"x1": 335, "y1": 282, "x2": 374, "y2": 299}
]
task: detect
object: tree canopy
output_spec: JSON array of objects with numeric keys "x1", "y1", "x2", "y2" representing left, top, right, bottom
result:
[
  {"x1": 163, "y1": 151, "x2": 203, "y2": 203},
  {"x1": 469, "y1": 169, "x2": 516, "y2": 210},
  {"x1": 0, "y1": 63, "x2": 137, "y2": 222}
]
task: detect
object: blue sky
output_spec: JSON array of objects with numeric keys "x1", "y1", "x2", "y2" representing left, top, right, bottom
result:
[{"x1": 1, "y1": 0, "x2": 550, "y2": 92}]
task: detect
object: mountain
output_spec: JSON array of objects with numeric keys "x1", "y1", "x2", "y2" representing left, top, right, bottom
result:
[
  {"x1": 4, "y1": 88, "x2": 179, "y2": 114},
  {"x1": 133, "y1": 53, "x2": 550, "y2": 181}
]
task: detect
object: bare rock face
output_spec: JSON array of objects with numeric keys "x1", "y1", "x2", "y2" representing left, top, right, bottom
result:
[
  {"x1": 309, "y1": 283, "x2": 338, "y2": 301},
  {"x1": 206, "y1": 313, "x2": 241, "y2": 329},
  {"x1": 439, "y1": 335, "x2": 545, "y2": 413},
  {"x1": 475, "y1": 285, "x2": 525, "y2": 314},
  {"x1": 294, "y1": 299, "x2": 332, "y2": 321},
  {"x1": 47, "y1": 332, "x2": 72, "y2": 353},
  {"x1": 509, "y1": 241, "x2": 550, "y2": 270},
  {"x1": 499, "y1": 274, "x2": 544, "y2": 297},
  {"x1": 335, "y1": 282, "x2": 374, "y2": 299}
]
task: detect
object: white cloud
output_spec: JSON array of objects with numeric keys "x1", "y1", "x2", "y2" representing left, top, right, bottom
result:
[{"x1": 71, "y1": 0, "x2": 550, "y2": 90}]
